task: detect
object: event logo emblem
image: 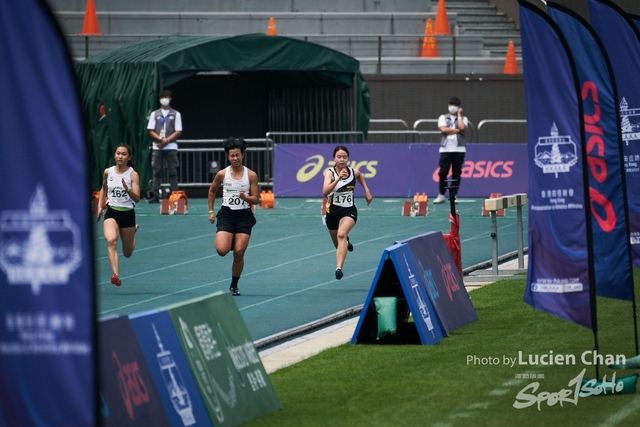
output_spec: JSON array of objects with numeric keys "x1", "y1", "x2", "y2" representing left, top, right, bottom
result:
[
  {"x1": 534, "y1": 123, "x2": 578, "y2": 178},
  {"x1": 620, "y1": 97, "x2": 640, "y2": 146},
  {"x1": 178, "y1": 317, "x2": 236, "y2": 423},
  {"x1": 0, "y1": 185, "x2": 82, "y2": 294},
  {"x1": 153, "y1": 323, "x2": 196, "y2": 426},
  {"x1": 403, "y1": 254, "x2": 434, "y2": 333}
]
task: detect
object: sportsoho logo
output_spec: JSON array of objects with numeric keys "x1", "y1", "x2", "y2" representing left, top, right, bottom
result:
[{"x1": 296, "y1": 155, "x2": 378, "y2": 182}]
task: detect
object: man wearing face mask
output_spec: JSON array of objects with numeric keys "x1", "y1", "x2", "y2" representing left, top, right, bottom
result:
[
  {"x1": 147, "y1": 89, "x2": 183, "y2": 203},
  {"x1": 433, "y1": 96, "x2": 468, "y2": 204}
]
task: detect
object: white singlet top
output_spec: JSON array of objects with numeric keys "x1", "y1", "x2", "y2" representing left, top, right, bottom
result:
[
  {"x1": 107, "y1": 166, "x2": 135, "y2": 209},
  {"x1": 221, "y1": 166, "x2": 251, "y2": 210}
]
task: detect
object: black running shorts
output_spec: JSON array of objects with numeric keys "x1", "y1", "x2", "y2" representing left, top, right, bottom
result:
[
  {"x1": 104, "y1": 206, "x2": 136, "y2": 229},
  {"x1": 216, "y1": 206, "x2": 257, "y2": 235},
  {"x1": 325, "y1": 206, "x2": 358, "y2": 230}
]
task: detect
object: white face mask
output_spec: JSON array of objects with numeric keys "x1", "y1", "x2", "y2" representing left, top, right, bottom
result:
[
  {"x1": 160, "y1": 98, "x2": 170, "y2": 107},
  {"x1": 448, "y1": 105, "x2": 459, "y2": 114}
]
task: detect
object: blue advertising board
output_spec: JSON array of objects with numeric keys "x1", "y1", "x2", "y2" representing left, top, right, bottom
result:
[
  {"x1": 351, "y1": 242, "x2": 446, "y2": 345},
  {"x1": 129, "y1": 310, "x2": 213, "y2": 427},
  {"x1": 402, "y1": 232, "x2": 478, "y2": 334},
  {"x1": 99, "y1": 316, "x2": 172, "y2": 427}
]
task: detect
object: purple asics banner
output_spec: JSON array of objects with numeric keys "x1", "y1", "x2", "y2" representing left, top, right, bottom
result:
[
  {"x1": 590, "y1": 0, "x2": 640, "y2": 267},
  {"x1": 0, "y1": 0, "x2": 97, "y2": 425},
  {"x1": 520, "y1": 1, "x2": 593, "y2": 329},
  {"x1": 273, "y1": 143, "x2": 527, "y2": 197},
  {"x1": 548, "y1": 3, "x2": 633, "y2": 301}
]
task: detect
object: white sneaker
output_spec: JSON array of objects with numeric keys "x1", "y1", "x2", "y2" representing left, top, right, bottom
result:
[
  {"x1": 454, "y1": 196, "x2": 459, "y2": 204},
  {"x1": 433, "y1": 194, "x2": 446, "y2": 204}
]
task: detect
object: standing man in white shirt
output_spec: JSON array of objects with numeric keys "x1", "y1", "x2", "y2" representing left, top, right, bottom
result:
[
  {"x1": 433, "y1": 96, "x2": 469, "y2": 204},
  {"x1": 147, "y1": 89, "x2": 182, "y2": 203}
]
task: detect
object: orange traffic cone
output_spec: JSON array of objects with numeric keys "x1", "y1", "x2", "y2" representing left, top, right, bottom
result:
[
  {"x1": 421, "y1": 18, "x2": 438, "y2": 58},
  {"x1": 504, "y1": 40, "x2": 518, "y2": 74},
  {"x1": 434, "y1": 0, "x2": 451, "y2": 35},
  {"x1": 267, "y1": 17, "x2": 277, "y2": 36},
  {"x1": 77, "y1": 0, "x2": 102, "y2": 35}
]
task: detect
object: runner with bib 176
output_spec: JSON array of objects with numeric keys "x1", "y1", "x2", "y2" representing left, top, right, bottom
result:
[{"x1": 322, "y1": 146, "x2": 373, "y2": 280}]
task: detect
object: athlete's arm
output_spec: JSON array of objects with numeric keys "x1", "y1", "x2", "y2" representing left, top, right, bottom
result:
[
  {"x1": 355, "y1": 169, "x2": 373, "y2": 205},
  {"x1": 122, "y1": 171, "x2": 141, "y2": 203},
  {"x1": 208, "y1": 170, "x2": 225, "y2": 224},
  {"x1": 239, "y1": 169, "x2": 261, "y2": 205},
  {"x1": 96, "y1": 168, "x2": 109, "y2": 222},
  {"x1": 322, "y1": 169, "x2": 340, "y2": 196}
]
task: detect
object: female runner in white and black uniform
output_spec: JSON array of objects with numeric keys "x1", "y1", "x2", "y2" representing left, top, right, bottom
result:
[
  {"x1": 96, "y1": 143, "x2": 140, "y2": 287},
  {"x1": 323, "y1": 145, "x2": 373, "y2": 280},
  {"x1": 208, "y1": 137, "x2": 260, "y2": 296}
]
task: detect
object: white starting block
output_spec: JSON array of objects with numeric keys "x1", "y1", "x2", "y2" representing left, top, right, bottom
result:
[
  {"x1": 467, "y1": 193, "x2": 528, "y2": 282},
  {"x1": 160, "y1": 191, "x2": 188, "y2": 215},
  {"x1": 402, "y1": 201, "x2": 427, "y2": 216}
]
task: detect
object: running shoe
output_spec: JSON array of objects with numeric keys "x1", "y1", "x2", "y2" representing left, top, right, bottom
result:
[
  {"x1": 335, "y1": 268, "x2": 344, "y2": 280},
  {"x1": 347, "y1": 237, "x2": 353, "y2": 252},
  {"x1": 230, "y1": 287, "x2": 241, "y2": 296},
  {"x1": 111, "y1": 274, "x2": 122, "y2": 287},
  {"x1": 433, "y1": 194, "x2": 446, "y2": 204}
]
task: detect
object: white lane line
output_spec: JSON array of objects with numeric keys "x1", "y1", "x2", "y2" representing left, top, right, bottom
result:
[
  {"x1": 596, "y1": 396, "x2": 640, "y2": 427},
  {"x1": 98, "y1": 223, "x2": 430, "y2": 314},
  {"x1": 239, "y1": 268, "x2": 378, "y2": 310}
]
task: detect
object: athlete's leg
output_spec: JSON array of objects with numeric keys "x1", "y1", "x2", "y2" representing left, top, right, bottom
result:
[
  {"x1": 328, "y1": 229, "x2": 339, "y2": 248},
  {"x1": 336, "y1": 217, "x2": 356, "y2": 270},
  {"x1": 103, "y1": 218, "x2": 120, "y2": 276},
  {"x1": 120, "y1": 226, "x2": 137, "y2": 258},
  {"x1": 231, "y1": 233, "x2": 251, "y2": 278},
  {"x1": 215, "y1": 231, "x2": 234, "y2": 256}
]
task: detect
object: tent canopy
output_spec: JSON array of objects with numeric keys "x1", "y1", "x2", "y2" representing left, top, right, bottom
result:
[{"x1": 76, "y1": 34, "x2": 370, "y2": 190}]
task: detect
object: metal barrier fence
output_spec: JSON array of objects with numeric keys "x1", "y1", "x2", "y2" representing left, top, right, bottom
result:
[
  {"x1": 476, "y1": 119, "x2": 527, "y2": 143},
  {"x1": 170, "y1": 139, "x2": 273, "y2": 189},
  {"x1": 367, "y1": 118, "x2": 478, "y2": 143}
]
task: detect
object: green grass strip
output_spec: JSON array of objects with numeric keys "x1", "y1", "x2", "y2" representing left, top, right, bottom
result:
[{"x1": 246, "y1": 274, "x2": 640, "y2": 427}]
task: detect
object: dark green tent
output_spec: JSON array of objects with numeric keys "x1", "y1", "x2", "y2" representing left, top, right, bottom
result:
[{"x1": 75, "y1": 34, "x2": 371, "y2": 191}]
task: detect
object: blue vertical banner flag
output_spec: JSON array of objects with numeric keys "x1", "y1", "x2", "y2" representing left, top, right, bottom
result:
[
  {"x1": 630, "y1": 14, "x2": 640, "y2": 31},
  {"x1": 519, "y1": 1, "x2": 594, "y2": 328},
  {"x1": 547, "y1": 3, "x2": 634, "y2": 301},
  {"x1": 0, "y1": 1, "x2": 97, "y2": 426},
  {"x1": 589, "y1": 0, "x2": 640, "y2": 267}
]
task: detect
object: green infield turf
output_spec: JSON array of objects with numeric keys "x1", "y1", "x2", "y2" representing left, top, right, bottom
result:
[{"x1": 244, "y1": 274, "x2": 640, "y2": 427}]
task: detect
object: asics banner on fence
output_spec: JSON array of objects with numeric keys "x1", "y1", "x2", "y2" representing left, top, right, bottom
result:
[
  {"x1": 589, "y1": 0, "x2": 640, "y2": 267},
  {"x1": 519, "y1": 1, "x2": 593, "y2": 329},
  {"x1": 548, "y1": 3, "x2": 634, "y2": 301},
  {"x1": 273, "y1": 143, "x2": 527, "y2": 197},
  {"x1": 0, "y1": 0, "x2": 97, "y2": 425}
]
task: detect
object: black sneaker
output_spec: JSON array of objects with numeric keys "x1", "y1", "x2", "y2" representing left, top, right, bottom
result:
[
  {"x1": 230, "y1": 287, "x2": 241, "y2": 296},
  {"x1": 335, "y1": 268, "x2": 343, "y2": 280},
  {"x1": 347, "y1": 237, "x2": 353, "y2": 252}
]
